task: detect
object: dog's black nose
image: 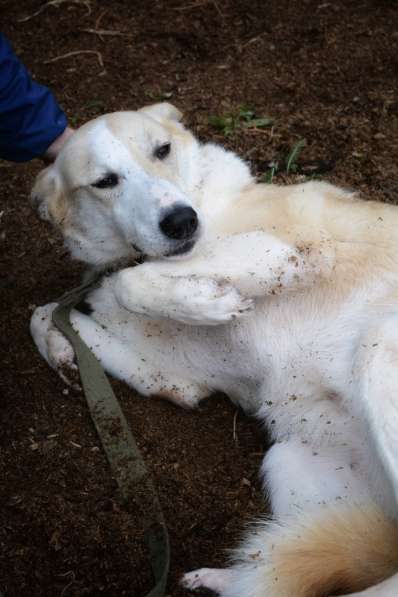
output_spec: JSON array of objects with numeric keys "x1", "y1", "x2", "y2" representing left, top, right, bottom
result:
[{"x1": 159, "y1": 206, "x2": 198, "y2": 240}]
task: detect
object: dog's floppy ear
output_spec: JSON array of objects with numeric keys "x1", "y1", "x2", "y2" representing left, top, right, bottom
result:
[
  {"x1": 31, "y1": 166, "x2": 69, "y2": 226},
  {"x1": 138, "y1": 102, "x2": 183, "y2": 123}
]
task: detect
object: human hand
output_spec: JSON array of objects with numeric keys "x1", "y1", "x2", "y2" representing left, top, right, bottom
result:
[{"x1": 42, "y1": 126, "x2": 74, "y2": 162}]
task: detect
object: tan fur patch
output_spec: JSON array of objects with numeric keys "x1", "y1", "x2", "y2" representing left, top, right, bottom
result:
[
  {"x1": 31, "y1": 166, "x2": 71, "y2": 227},
  {"x1": 265, "y1": 508, "x2": 398, "y2": 596}
]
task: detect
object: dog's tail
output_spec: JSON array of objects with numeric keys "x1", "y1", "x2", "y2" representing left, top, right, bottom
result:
[{"x1": 225, "y1": 506, "x2": 398, "y2": 597}]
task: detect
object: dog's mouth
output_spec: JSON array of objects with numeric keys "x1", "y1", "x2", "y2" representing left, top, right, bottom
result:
[
  {"x1": 129, "y1": 238, "x2": 196, "y2": 259},
  {"x1": 164, "y1": 239, "x2": 196, "y2": 258},
  {"x1": 131, "y1": 242, "x2": 142, "y2": 254}
]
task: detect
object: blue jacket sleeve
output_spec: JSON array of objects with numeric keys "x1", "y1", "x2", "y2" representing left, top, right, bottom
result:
[{"x1": 0, "y1": 34, "x2": 68, "y2": 162}]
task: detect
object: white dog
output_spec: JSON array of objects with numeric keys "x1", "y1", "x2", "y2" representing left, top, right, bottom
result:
[{"x1": 30, "y1": 103, "x2": 398, "y2": 597}]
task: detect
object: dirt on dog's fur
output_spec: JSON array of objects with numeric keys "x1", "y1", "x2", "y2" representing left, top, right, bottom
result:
[{"x1": 0, "y1": 1, "x2": 397, "y2": 596}]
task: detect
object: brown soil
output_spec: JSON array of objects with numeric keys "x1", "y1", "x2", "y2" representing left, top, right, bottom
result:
[{"x1": 0, "y1": 1, "x2": 397, "y2": 596}]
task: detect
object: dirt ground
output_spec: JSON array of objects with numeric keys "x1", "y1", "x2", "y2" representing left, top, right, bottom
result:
[{"x1": 0, "y1": 0, "x2": 397, "y2": 595}]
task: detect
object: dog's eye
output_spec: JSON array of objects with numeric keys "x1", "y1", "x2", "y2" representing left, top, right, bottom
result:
[
  {"x1": 154, "y1": 143, "x2": 171, "y2": 160},
  {"x1": 92, "y1": 173, "x2": 119, "y2": 189}
]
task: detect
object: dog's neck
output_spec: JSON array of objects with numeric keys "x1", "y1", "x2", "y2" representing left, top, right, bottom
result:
[{"x1": 188, "y1": 141, "x2": 254, "y2": 219}]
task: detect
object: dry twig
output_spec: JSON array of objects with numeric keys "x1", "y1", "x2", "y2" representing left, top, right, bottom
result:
[
  {"x1": 171, "y1": 1, "x2": 208, "y2": 9},
  {"x1": 80, "y1": 28, "x2": 133, "y2": 40},
  {"x1": 172, "y1": 0, "x2": 223, "y2": 15},
  {"x1": 59, "y1": 571, "x2": 76, "y2": 597},
  {"x1": 240, "y1": 32, "x2": 268, "y2": 50},
  {"x1": 18, "y1": 0, "x2": 91, "y2": 23},
  {"x1": 95, "y1": 8, "x2": 107, "y2": 29},
  {"x1": 44, "y1": 50, "x2": 104, "y2": 68}
]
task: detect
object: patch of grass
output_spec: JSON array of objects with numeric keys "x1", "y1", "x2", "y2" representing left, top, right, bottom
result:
[
  {"x1": 260, "y1": 138, "x2": 308, "y2": 183},
  {"x1": 68, "y1": 115, "x2": 80, "y2": 127},
  {"x1": 285, "y1": 138, "x2": 306, "y2": 174},
  {"x1": 83, "y1": 99, "x2": 106, "y2": 115},
  {"x1": 208, "y1": 106, "x2": 273, "y2": 136},
  {"x1": 260, "y1": 163, "x2": 278, "y2": 184}
]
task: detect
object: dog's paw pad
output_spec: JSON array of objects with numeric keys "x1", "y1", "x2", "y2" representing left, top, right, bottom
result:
[
  {"x1": 57, "y1": 363, "x2": 81, "y2": 391},
  {"x1": 218, "y1": 285, "x2": 254, "y2": 313}
]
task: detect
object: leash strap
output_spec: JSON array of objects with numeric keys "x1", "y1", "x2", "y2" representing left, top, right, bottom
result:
[{"x1": 52, "y1": 279, "x2": 170, "y2": 597}]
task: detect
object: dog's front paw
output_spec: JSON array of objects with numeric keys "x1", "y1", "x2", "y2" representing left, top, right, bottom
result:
[
  {"x1": 46, "y1": 328, "x2": 80, "y2": 387},
  {"x1": 115, "y1": 266, "x2": 254, "y2": 325},
  {"x1": 30, "y1": 303, "x2": 79, "y2": 387},
  {"x1": 172, "y1": 277, "x2": 254, "y2": 325}
]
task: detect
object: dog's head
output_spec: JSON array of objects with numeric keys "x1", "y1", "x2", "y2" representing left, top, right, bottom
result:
[{"x1": 32, "y1": 103, "x2": 202, "y2": 267}]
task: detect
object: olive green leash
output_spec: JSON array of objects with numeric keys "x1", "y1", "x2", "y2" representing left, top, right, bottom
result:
[{"x1": 52, "y1": 278, "x2": 170, "y2": 597}]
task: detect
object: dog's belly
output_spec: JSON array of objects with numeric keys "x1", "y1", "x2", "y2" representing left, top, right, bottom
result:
[
  {"x1": 83, "y1": 276, "x2": 398, "y2": 511},
  {"x1": 85, "y1": 273, "x2": 381, "y2": 422},
  {"x1": 197, "y1": 290, "x2": 357, "y2": 409}
]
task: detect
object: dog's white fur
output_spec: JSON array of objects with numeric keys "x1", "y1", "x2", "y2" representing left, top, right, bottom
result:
[{"x1": 30, "y1": 103, "x2": 398, "y2": 596}]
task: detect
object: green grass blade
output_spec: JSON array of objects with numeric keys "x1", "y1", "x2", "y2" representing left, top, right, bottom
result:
[{"x1": 286, "y1": 139, "x2": 306, "y2": 174}]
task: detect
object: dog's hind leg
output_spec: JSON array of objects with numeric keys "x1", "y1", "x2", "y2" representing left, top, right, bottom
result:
[
  {"x1": 335, "y1": 313, "x2": 398, "y2": 596},
  {"x1": 182, "y1": 508, "x2": 398, "y2": 597},
  {"x1": 261, "y1": 439, "x2": 371, "y2": 517},
  {"x1": 353, "y1": 314, "x2": 398, "y2": 506},
  {"x1": 182, "y1": 439, "x2": 398, "y2": 597}
]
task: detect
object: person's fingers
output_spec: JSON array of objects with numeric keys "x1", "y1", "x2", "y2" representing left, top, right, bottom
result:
[{"x1": 42, "y1": 126, "x2": 75, "y2": 162}]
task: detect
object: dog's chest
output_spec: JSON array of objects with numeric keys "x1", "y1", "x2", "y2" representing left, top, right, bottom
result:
[{"x1": 218, "y1": 291, "x2": 365, "y2": 413}]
